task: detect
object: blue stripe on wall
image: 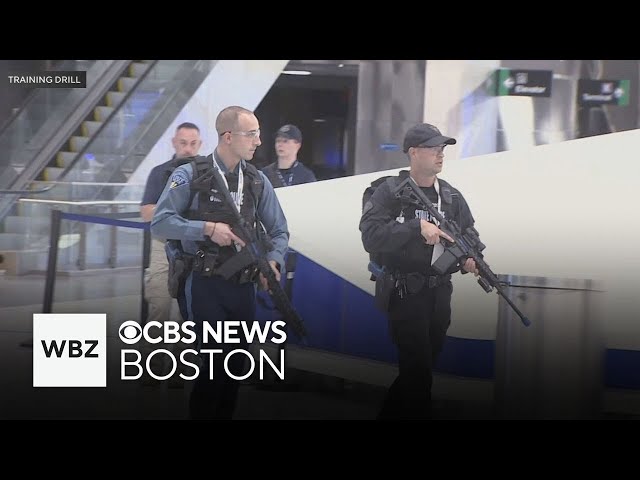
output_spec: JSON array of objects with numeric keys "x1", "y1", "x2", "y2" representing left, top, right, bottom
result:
[
  {"x1": 436, "y1": 337, "x2": 495, "y2": 379},
  {"x1": 604, "y1": 349, "x2": 640, "y2": 389},
  {"x1": 438, "y1": 341, "x2": 640, "y2": 390},
  {"x1": 257, "y1": 251, "x2": 640, "y2": 390}
]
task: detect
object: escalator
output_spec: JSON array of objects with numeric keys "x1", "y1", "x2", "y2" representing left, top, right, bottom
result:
[
  {"x1": 0, "y1": 61, "x2": 135, "y2": 194},
  {"x1": 0, "y1": 60, "x2": 217, "y2": 274},
  {"x1": 40, "y1": 61, "x2": 153, "y2": 182}
]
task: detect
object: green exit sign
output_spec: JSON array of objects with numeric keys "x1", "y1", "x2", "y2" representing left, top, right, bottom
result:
[{"x1": 488, "y1": 69, "x2": 553, "y2": 98}]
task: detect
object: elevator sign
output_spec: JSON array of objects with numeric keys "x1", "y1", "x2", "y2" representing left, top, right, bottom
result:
[
  {"x1": 490, "y1": 69, "x2": 553, "y2": 98},
  {"x1": 577, "y1": 79, "x2": 629, "y2": 106}
]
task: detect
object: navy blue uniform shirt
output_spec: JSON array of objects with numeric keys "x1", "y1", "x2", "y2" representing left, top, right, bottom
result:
[
  {"x1": 141, "y1": 156, "x2": 177, "y2": 206},
  {"x1": 261, "y1": 161, "x2": 317, "y2": 188},
  {"x1": 151, "y1": 154, "x2": 290, "y2": 272}
]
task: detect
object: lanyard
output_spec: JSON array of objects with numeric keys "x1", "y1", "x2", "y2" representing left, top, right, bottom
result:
[
  {"x1": 276, "y1": 160, "x2": 298, "y2": 187},
  {"x1": 212, "y1": 157, "x2": 244, "y2": 212},
  {"x1": 409, "y1": 175, "x2": 442, "y2": 214}
]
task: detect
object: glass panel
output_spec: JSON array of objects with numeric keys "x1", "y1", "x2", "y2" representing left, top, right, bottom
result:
[
  {"x1": 22, "y1": 180, "x2": 145, "y2": 202},
  {"x1": 0, "y1": 60, "x2": 101, "y2": 188},
  {"x1": 61, "y1": 60, "x2": 216, "y2": 184},
  {"x1": 13, "y1": 198, "x2": 143, "y2": 255}
]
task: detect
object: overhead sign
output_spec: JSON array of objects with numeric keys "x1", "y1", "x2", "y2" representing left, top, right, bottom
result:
[
  {"x1": 577, "y1": 79, "x2": 629, "y2": 106},
  {"x1": 489, "y1": 69, "x2": 553, "y2": 98}
]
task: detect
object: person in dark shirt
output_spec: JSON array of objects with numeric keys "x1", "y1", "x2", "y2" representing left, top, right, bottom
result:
[
  {"x1": 258, "y1": 124, "x2": 317, "y2": 391},
  {"x1": 261, "y1": 124, "x2": 317, "y2": 187},
  {"x1": 140, "y1": 122, "x2": 202, "y2": 387},
  {"x1": 360, "y1": 122, "x2": 479, "y2": 419}
]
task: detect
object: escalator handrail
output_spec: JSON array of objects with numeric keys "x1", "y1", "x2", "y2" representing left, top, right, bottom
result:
[
  {"x1": 5, "y1": 60, "x2": 131, "y2": 193},
  {"x1": 90, "y1": 60, "x2": 210, "y2": 201},
  {"x1": 0, "y1": 90, "x2": 39, "y2": 140},
  {"x1": 56, "y1": 60, "x2": 160, "y2": 180},
  {"x1": 0, "y1": 61, "x2": 76, "y2": 139},
  {"x1": 0, "y1": 60, "x2": 132, "y2": 223},
  {"x1": 115, "y1": 60, "x2": 212, "y2": 177},
  {"x1": 0, "y1": 185, "x2": 55, "y2": 195}
]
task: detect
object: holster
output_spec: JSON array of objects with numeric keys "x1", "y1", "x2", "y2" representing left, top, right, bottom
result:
[
  {"x1": 192, "y1": 249, "x2": 218, "y2": 277},
  {"x1": 405, "y1": 272, "x2": 426, "y2": 294},
  {"x1": 167, "y1": 253, "x2": 193, "y2": 298},
  {"x1": 374, "y1": 271, "x2": 396, "y2": 312}
]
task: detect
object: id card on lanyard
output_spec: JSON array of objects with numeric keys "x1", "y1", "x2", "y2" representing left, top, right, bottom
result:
[
  {"x1": 212, "y1": 158, "x2": 244, "y2": 251},
  {"x1": 212, "y1": 158, "x2": 244, "y2": 212},
  {"x1": 276, "y1": 160, "x2": 298, "y2": 187}
]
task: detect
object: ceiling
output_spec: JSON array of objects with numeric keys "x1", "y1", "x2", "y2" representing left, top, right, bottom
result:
[{"x1": 285, "y1": 60, "x2": 360, "y2": 77}]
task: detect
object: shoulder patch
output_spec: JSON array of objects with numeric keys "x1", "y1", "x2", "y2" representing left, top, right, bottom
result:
[
  {"x1": 363, "y1": 200, "x2": 374, "y2": 214},
  {"x1": 169, "y1": 170, "x2": 189, "y2": 189}
]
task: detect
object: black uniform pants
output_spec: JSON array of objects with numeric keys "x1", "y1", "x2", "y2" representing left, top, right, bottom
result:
[
  {"x1": 188, "y1": 272, "x2": 256, "y2": 420},
  {"x1": 379, "y1": 280, "x2": 453, "y2": 420}
]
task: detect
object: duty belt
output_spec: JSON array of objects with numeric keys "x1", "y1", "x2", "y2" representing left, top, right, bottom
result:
[{"x1": 395, "y1": 272, "x2": 451, "y2": 299}]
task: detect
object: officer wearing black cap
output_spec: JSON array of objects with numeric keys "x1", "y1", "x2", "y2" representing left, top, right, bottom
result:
[
  {"x1": 359, "y1": 122, "x2": 480, "y2": 420},
  {"x1": 261, "y1": 124, "x2": 317, "y2": 187},
  {"x1": 259, "y1": 126, "x2": 316, "y2": 390}
]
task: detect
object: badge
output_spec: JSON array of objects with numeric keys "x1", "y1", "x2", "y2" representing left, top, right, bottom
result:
[{"x1": 169, "y1": 170, "x2": 189, "y2": 188}]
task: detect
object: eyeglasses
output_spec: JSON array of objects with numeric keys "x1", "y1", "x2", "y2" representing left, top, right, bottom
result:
[
  {"x1": 415, "y1": 144, "x2": 447, "y2": 153},
  {"x1": 221, "y1": 129, "x2": 261, "y2": 139}
]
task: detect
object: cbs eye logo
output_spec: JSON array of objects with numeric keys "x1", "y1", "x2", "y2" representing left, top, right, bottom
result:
[{"x1": 119, "y1": 321, "x2": 142, "y2": 344}]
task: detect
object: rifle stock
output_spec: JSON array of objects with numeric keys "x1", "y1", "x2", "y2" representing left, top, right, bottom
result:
[{"x1": 393, "y1": 176, "x2": 530, "y2": 327}]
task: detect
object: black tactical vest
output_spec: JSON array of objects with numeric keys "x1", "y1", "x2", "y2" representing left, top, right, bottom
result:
[
  {"x1": 186, "y1": 154, "x2": 264, "y2": 261},
  {"x1": 375, "y1": 171, "x2": 467, "y2": 275}
]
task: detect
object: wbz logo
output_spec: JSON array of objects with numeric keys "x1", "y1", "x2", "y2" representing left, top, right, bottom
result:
[
  {"x1": 33, "y1": 314, "x2": 106, "y2": 387},
  {"x1": 41, "y1": 339, "x2": 99, "y2": 358}
]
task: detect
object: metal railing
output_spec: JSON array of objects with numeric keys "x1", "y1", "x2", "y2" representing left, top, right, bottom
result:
[
  {"x1": 0, "y1": 60, "x2": 132, "y2": 222},
  {"x1": 41, "y1": 206, "x2": 150, "y2": 324}
]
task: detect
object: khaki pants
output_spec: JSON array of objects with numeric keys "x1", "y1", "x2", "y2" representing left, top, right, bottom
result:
[{"x1": 142, "y1": 238, "x2": 186, "y2": 378}]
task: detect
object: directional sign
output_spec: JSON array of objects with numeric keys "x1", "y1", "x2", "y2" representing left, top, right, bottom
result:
[
  {"x1": 577, "y1": 79, "x2": 630, "y2": 106},
  {"x1": 379, "y1": 143, "x2": 400, "y2": 151},
  {"x1": 491, "y1": 69, "x2": 553, "y2": 98}
]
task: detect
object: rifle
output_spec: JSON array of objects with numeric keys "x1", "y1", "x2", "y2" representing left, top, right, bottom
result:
[
  {"x1": 392, "y1": 176, "x2": 531, "y2": 327},
  {"x1": 202, "y1": 163, "x2": 308, "y2": 339}
]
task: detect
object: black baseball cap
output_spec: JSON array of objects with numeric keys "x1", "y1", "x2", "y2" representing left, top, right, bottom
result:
[
  {"x1": 402, "y1": 123, "x2": 456, "y2": 153},
  {"x1": 275, "y1": 124, "x2": 302, "y2": 142}
]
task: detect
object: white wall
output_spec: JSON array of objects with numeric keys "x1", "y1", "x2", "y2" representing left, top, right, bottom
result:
[
  {"x1": 128, "y1": 60, "x2": 289, "y2": 185},
  {"x1": 424, "y1": 60, "x2": 558, "y2": 159},
  {"x1": 423, "y1": 60, "x2": 501, "y2": 160},
  {"x1": 275, "y1": 129, "x2": 640, "y2": 350}
]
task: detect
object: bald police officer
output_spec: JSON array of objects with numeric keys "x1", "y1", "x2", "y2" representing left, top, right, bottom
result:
[{"x1": 152, "y1": 106, "x2": 289, "y2": 420}]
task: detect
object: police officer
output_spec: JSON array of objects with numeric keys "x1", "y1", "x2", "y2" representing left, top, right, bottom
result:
[
  {"x1": 259, "y1": 124, "x2": 318, "y2": 390},
  {"x1": 261, "y1": 124, "x2": 317, "y2": 187},
  {"x1": 140, "y1": 122, "x2": 202, "y2": 388},
  {"x1": 359, "y1": 123, "x2": 479, "y2": 420},
  {"x1": 141, "y1": 122, "x2": 202, "y2": 324},
  {"x1": 151, "y1": 106, "x2": 290, "y2": 420}
]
